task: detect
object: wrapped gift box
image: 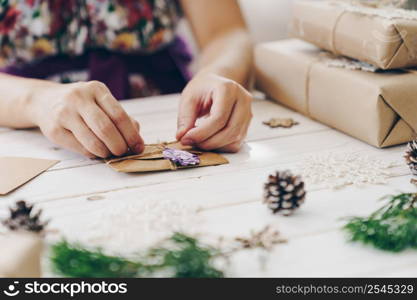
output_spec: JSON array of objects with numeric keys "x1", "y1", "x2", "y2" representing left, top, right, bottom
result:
[
  {"x1": 291, "y1": 0, "x2": 417, "y2": 69},
  {"x1": 255, "y1": 39, "x2": 417, "y2": 147},
  {"x1": 0, "y1": 232, "x2": 43, "y2": 277}
]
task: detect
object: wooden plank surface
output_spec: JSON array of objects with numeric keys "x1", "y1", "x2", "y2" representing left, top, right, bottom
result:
[{"x1": 1, "y1": 94, "x2": 415, "y2": 277}]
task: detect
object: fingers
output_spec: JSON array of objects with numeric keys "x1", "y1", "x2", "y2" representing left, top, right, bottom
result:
[
  {"x1": 196, "y1": 96, "x2": 251, "y2": 151},
  {"x1": 218, "y1": 141, "x2": 244, "y2": 153},
  {"x1": 176, "y1": 91, "x2": 200, "y2": 141},
  {"x1": 46, "y1": 126, "x2": 95, "y2": 158},
  {"x1": 91, "y1": 82, "x2": 144, "y2": 154},
  {"x1": 39, "y1": 80, "x2": 145, "y2": 158},
  {"x1": 60, "y1": 130, "x2": 96, "y2": 158},
  {"x1": 217, "y1": 120, "x2": 250, "y2": 153},
  {"x1": 180, "y1": 82, "x2": 237, "y2": 145},
  {"x1": 78, "y1": 99, "x2": 129, "y2": 157},
  {"x1": 63, "y1": 115, "x2": 111, "y2": 158},
  {"x1": 132, "y1": 118, "x2": 140, "y2": 132}
]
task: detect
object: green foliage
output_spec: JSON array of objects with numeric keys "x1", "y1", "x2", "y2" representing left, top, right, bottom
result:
[
  {"x1": 51, "y1": 233, "x2": 224, "y2": 278},
  {"x1": 343, "y1": 193, "x2": 417, "y2": 252},
  {"x1": 147, "y1": 233, "x2": 224, "y2": 278},
  {"x1": 51, "y1": 240, "x2": 141, "y2": 278}
]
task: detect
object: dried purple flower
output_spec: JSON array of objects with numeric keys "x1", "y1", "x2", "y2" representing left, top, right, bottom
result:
[{"x1": 163, "y1": 148, "x2": 200, "y2": 166}]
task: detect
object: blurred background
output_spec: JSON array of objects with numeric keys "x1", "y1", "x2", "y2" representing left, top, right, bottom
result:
[
  {"x1": 180, "y1": 0, "x2": 295, "y2": 57},
  {"x1": 239, "y1": 0, "x2": 294, "y2": 42},
  {"x1": 180, "y1": 0, "x2": 417, "y2": 55}
]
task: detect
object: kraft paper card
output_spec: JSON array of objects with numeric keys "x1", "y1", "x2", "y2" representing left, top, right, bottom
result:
[
  {"x1": 255, "y1": 39, "x2": 417, "y2": 148},
  {"x1": 291, "y1": 1, "x2": 417, "y2": 69},
  {"x1": 0, "y1": 157, "x2": 59, "y2": 195},
  {"x1": 0, "y1": 232, "x2": 43, "y2": 277},
  {"x1": 105, "y1": 141, "x2": 229, "y2": 173}
]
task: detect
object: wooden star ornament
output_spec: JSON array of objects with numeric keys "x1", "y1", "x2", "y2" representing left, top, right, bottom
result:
[{"x1": 263, "y1": 118, "x2": 299, "y2": 128}]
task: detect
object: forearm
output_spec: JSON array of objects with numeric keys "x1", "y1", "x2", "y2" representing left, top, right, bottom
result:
[
  {"x1": 194, "y1": 29, "x2": 253, "y2": 87},
  {"x1": 0, "y1": 74, "x2": 57, "y2": 128}
]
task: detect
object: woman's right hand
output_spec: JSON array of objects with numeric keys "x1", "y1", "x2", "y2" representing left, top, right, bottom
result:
[{"x1": 29, "y1": 80, "x2": 144, "y2": 158}]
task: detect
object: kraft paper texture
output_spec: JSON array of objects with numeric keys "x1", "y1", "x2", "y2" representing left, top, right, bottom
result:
[
  {"x1": 0, "y1": 157, "x2": 59, "y2": 195},
  {"x1": 106, "y1": 141, "x2": 229, "y2": 173},
  {"x1": 255, "y1": 39, "x2": 417, "y2": 148},
  {"x1": 291, "y1": 1, "x2": 417, "y2": 69},
  {"x1": 0, "y1": 232, "x2": 43, "y2": 277}
]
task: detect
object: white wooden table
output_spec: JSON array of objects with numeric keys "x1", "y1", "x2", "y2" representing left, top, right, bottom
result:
[{"x1": 1, "y1": 94, "x2": 417, "y2": 277}]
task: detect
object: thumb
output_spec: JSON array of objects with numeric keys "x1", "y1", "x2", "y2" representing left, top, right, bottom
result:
[
  {"x1": 130, "y1": 117, "x2": 145, "y2": 153},
  {"x1": 176, "y1": 95, "x2": 198, "y2": 141}
]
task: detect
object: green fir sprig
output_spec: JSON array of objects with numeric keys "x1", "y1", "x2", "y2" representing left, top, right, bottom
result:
[
  {"x1": 343, "y1": 193, "x2": 417, "y2": 252},
  {"x1": 50, "y1": 240, "x2": 142, "y2": 278},
  {"x1": 51, "y1": 233, "x2": 224, "y2": 278}
]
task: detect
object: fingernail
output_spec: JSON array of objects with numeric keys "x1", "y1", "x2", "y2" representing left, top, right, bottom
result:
[{"x1": 181, "y1": 138, "x2": 194, "y2": 146}]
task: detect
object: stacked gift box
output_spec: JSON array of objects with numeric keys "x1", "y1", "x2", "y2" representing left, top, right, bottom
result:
[{"x1": 255, "y1": 0, "x2": 417, "y2": 147}]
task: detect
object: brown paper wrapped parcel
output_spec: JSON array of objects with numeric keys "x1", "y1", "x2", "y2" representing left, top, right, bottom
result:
[
  {"x1": 255, "y1": 39, "x2": 417, "y2": 148},
  {"x1": 291, "y1": 0, "x2": 417, "y2": 69}
]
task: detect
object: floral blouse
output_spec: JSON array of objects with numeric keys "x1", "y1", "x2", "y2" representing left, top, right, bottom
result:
[{"x1": 0, "y1": 0, "x2": 192, "y2": 99}]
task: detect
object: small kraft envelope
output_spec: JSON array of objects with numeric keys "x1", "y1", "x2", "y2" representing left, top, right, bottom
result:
[
  {"x1": 105, "y1": 141, "x2": 229, "y2": 173},
  {"x1": 0, "y1": 157, "x2": 59, "y2": 195}
]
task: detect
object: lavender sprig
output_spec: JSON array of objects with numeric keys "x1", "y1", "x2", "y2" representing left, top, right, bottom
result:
[{"x1": 163, "y1": 148, "x2": 200, "y2": 166}]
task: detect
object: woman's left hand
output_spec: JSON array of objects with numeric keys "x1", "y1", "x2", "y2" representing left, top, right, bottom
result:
[{"x1": 176, "y1": 73, "x2": 253, "y2": 153}]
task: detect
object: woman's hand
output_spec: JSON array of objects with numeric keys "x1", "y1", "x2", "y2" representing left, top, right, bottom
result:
[
  {"x1": 176, "y1": 73, "x2": 253, "y2": 153},
  {"x1": 29, "y1": 80, "x2": 144, "y2": 158}
]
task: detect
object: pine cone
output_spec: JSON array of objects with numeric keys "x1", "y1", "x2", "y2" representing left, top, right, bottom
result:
[
  {"x1": 405, "y1": 140, "x2": 417, "y2": 175},
  {"x1": 263, "y1": 170, "x2": 306, "y2": 216},
  {"x1": 2, "y1": 200, "x2": 48, "y2": 233}
]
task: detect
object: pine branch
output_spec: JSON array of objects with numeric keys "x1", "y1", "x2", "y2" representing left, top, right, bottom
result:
[
  {"x1": 50, "y1": 240, "x2": 142, "y2": 278},
  {"x1": 146, "y1": 233, "x2": 224, "y2": 278},
  {"x1": 343, "y1": 193, "x2": 417, "y2": 252},
  {"x1": 51, "y1": 233, "x2": 224, "y2": 278}
]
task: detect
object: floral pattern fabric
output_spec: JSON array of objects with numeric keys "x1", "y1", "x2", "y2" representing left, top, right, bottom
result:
[{"x1": 0, "y1": 0, "x2": 181, "y2": 66}]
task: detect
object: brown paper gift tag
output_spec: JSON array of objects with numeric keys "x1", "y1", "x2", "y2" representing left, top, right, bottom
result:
[
  {"x1": 0, "y1": 157, "x2": 59, "y2": 195},
  {"x1": 0, "y1": 232, "x2": 43, "y2": 277},
  {"x1": 105, "y1": 142, "x2": 229, "y2": 173}
]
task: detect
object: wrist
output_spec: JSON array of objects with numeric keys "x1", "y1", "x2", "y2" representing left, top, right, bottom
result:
[
  {"x1": 194, "y1": 67, "x2": 251, "y2": 89},
  {"x1": 23, "y1": 80, "x2": 60, "y2": 127},
  {"x1": 194, "y1": 67, "x2": 233, "y2": 80},
  {"x1": 22, "y1": 88, "x2": 43, "y2": 127}
]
